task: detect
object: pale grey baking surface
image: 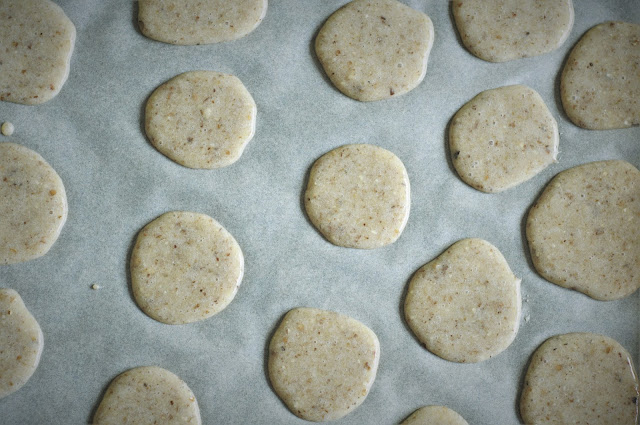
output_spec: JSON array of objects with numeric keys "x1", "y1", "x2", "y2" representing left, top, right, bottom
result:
[{"x1": 0, "y1": 1, "x2": 638, "y2": 424}]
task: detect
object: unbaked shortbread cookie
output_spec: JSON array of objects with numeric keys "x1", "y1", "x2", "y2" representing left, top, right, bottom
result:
[
  {"x1": 0, "y1": 143, "x2": 68, "y2": 265},
  {"x1": 130, "y1": 211, "x2": 244, "y2": 324},
  {"x1": 450, "y1": 85, "x2": 559, "y2": 193},
  {"x1": 268, "y1": 308, "x2": 380, "y2": 422},
  {"x1": 305, "y1": 144, "x2": 410, "y2": 249},
  {"x1": 145, "y1": 71, "x2": 256, "y2": 169},
  {"x1": 561, "y1": 21, "x2": 640, "y2": 129},
  {"x1": 453, "y1": 0, "x2": 574, "y2": 62},
  {"x1": 526, "y1": 160, "x2": 640, "y2": 301},
  {"x1": 0, "y1": 0, "x2": 75, "y2": 105},
  {"x1": 138, "y1": 0, "x2": 267, "y2": 45},
  {"x1": 93, "y1": 366, "x2": 201, "y2": 425},
  {"x1": 520, "y1": 333, "x2": 639, "y2": 424},
  {"x1": 404, "y1": 238, "x2": 521, "y2": 363},
  {"x1": 401, "y1": 405, "x2": 469, "y2": 425},
  {"x1": 315, "y1": 0, "x2": 434, "y2": 101},
  {"x1": 0, "y1": 289, "x2": 43, "y2": 399}
]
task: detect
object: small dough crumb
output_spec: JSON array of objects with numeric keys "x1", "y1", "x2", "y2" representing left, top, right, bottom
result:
[
  {"x1": 91, "y1": 284, "x2": 100, "y2": 290},
  {"x1": 1, "y1": 122, "x2": 14, "y2": 136}
]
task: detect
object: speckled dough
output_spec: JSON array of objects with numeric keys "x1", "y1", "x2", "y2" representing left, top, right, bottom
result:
[
  {"x1": 93, "y1": 366, "x2": 201, "y2": 425},
  {"x1": 526, "y1": 160, "x2": 640, "y2": 301},
  {"x1": 130, "y1": 211, "x2": 244, "y2": 325},
  {"x1": 305, "y1": 144, "x2": 410, "y2": 249},
  {"x1": 315, "y1": 0, "x2": 434, "y2": 102},
  {"x1": 138, "y1": 0, "x2": 267, "y2": 45},
  {"x1": 401, "y1": 405, "x2": 469, "y2": 425},
  {"x1": 453, "y1": 0, "x2": 574, "y2": 62},
  {"x1": 0, "y1": 0, "x2": 75, "y2": 105},
  {"x1": 268, "y1": 308, "x2": 380, "y2": 422},
  {"x1": 0, "y1": 143, "x2": 67, "y2": 265},
  {"x1": 450, "y1": 85, "x2": 559, "y2": 193},
  {"x1": 404, "y1": 238, "x2": 521, "y2": 363},
  {"x1": 561, "y1": 21, "x2": 640, "y2": 129},
  {"x1": 520, "y1": 333, "x2": 639, "y2": 424}
]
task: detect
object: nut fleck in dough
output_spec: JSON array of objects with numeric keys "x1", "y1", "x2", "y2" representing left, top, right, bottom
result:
[
  {"x1": 450, "y1": 85, "x2": 559, "y2": 193},
  {"x1": 526, "y1": 160, "x2": 640, "y2": 301},
  {"x1": 305, "y1": 144, "x2": 410, "y2": 249},
  {"x1": 0, "y1": 289, "x2": 43, "y2": 399},
  {"x1": 452, "y1": 0, "x2": 574, "y2": 63},
  {"x1": 401, "y1": 405, "x2": 469, "y2": 425},
  {"x1": 138, "y1": 0, "x2": 267, "y2": 45},
  {"x1": 93, "y1": 366, "x2": 201, "y2": 425},
  {"x1": 0, "y1": 0, "x2": 75, "y2": 105},
  {"x1": 315, "y1": 0, "x2": 434, "y2": 102},
  {"x1": 520, "y1": 333, "x2": 639, "y2": 424},
  {"x1": 404, "y1": 239, "x2": 521, "y2": 363},
  {"x1": 268, "y1": 308, "x2": 380, "y2": 422},
  {"x1": 145, "y1": 71, "x2": 257, "y2": 169},
  {"x1": 0, "y1": 143, "x2": 68, "y2": 265},
  {"x1": 561, "y1": 21, "x2": 640, "y2": 129},
  {"x1": 130, "y1": 211, "x2": 244, "y2": 325}
]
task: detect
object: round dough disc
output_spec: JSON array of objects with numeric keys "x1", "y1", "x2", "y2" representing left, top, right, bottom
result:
[
  {"x1": 404, "y1": 238, "x2": 521, "y2": 363},
  {"x1": 130, "y1": 211, "x2": 244, "y2": 324},
  {"x1": 304, "y1": 144, "x2": 410, "y2": 249},
  {"x1": 145, "y1": 71, "x2": 257, "y2": 169},
  {"x1": 526, "y1": 160, "x2": 640, "y2": 301},
  {"x1": 401, "y1": 405, "x2": 469, "y2": 425}
]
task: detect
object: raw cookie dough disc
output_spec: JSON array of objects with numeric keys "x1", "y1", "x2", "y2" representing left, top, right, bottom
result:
[
  {"x1": 130, "y1": 211, "x2": 244, "y2": 324},
  {"x1": 93, "y1": 366, "x2": 201, "y2": 425},
  {"x1": 315, "y1": 0, "x2": 434, "y2": 102},
  {"x1": 452, "y1": 0, "x2": 574, "y2": 63},
  {"x1": 268, "y1": 308, "x2": 380, "y2": 422},
  {"x1": 304, "y1": 144, "x2": 410, "y2": 249},
  {"x1": 450, "y1": 85, "x2": 559, "y2": 193},
  {"x1": 0, "y1": 143, "x2": 68, "y2": 265},
  {"x1": 526, "y1": 160, "x2": 640, "y2": 301},
  {"x1": 138, "y1": 0, "x2": 267, "y2": 45},
  {"x1": 0, "y1": 289, "x2": 43, "y2": 399},
  {"x1": 561, "y1": 21, "x2": 640, "y2": 129},
  {"x1": 404, "y1": 238, "x2": 521, "y2": 363},
  {"x1": 401, "y1": 406, "x2": 469, "y2": 425},
  {"x1": 520, "y1": 333, "x2": 639, "y2": 424},
  {"x1": 145, "y1": 71, "x2": 257, "y2": 169},
  {"x1": 0, "y1": 0, "x2": 75, "y2": 105}
]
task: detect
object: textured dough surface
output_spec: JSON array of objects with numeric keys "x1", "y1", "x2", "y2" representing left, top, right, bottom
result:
[
  {"x1": 145, "y1": 71, "x2": 256, "y2": 169},
  {"x1": 526, "y1": 160, "x2": 639, "y2": 301},
  {"x1": 405, "y1": 238, "x2": 521, "y2": 363},
  {"x1": 401, "y1": 405, "x2": 469, "y2": 425},
  {"x1": 315, "y1": 0, "x2": 434, "y2": 101},
  {"x1": 453, "y1": 0, "x2": 574, "y2": 62},
  {"x1": 130, "y1": 211, "x2": 244, "y2": 324},
  {"x1": 0, "y1": 0, "x2": 75, "y2": 105},
  {"x1": 561, "y1": 21, "x2": 640, "y2": 129},
  {"x1": 0, "y1": 143, "x2": 68, "y2": 265},
  {"x1": 520, "y1": 333, "x2": 639, "y2": 424},
  {"x1": 0, "y1": 289, "x2": 43, "y2": 399},
  {"x1": 268, "y1": 308, "x2": 380, "y2": 422},
  {"x1": 305, "y1": 144, "x2": 410, "y2": 249},
  {"x1": 450, "y1": 85, "x2": 559, "y2": 193},
  {"x1": 93, "y1": 366, "x2": 201, "y2": 425},
  {"x1": 138, "y1": 0, "x2": 267, "y2": 45}
]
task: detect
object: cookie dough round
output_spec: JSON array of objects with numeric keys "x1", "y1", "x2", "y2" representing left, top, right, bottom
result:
[
  {"x1": 130, "y1": 211, "x2": 244, "y2": 324},
  {"x1": 450, "y1": 85, "x2": 559, "y2": 193},
  {"x1": 0, "y1": 0, "x2": 75, "y2": 105},
  {"x1": 304, "y1": 144, "x2": 410, "y2": 249},
  {"x1": 404, "y1": 238, "x2": 521, "y2": 363},
  {"x1": 315, "y1": 0, "x2": 434, "y2": 102},
  {"x1": 0, "y1": 143, "x2": 68, "y2": 265},
  {"x1": 268, "y1": 307, "x2": 380, "y2": 422},
  {"x1": 145, "y1": 71, "x2": 257, "y2": 169},
  {"x1": 520, "y1": 333, "x2": 639, "y2": 424},
  {"x1": 561, "y1": 21, "x2": 640, "y2": 129},
  {"x1": 93, "y1": 366, "x2": 201, "y2": 425},
  {"x1": 526, "y1": 160, "x2": 640, "y2": 301},
  {"x1": 452, "y1": 0, "x2": 574, "y2": 63},
  {"x1": 0, "y1": 289, "x2": 43, "y2": 399},
  {"x1": 138, "y1": 0, "x2": 267, "y2": 45},
  {"x1": 401, "y1": 405, "x2": 469, "y2": 425}
]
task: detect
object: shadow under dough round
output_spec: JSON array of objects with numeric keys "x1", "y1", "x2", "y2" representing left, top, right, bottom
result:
[{"x1": 401, "y1": 405, "x2": 469, "y2": 425}]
